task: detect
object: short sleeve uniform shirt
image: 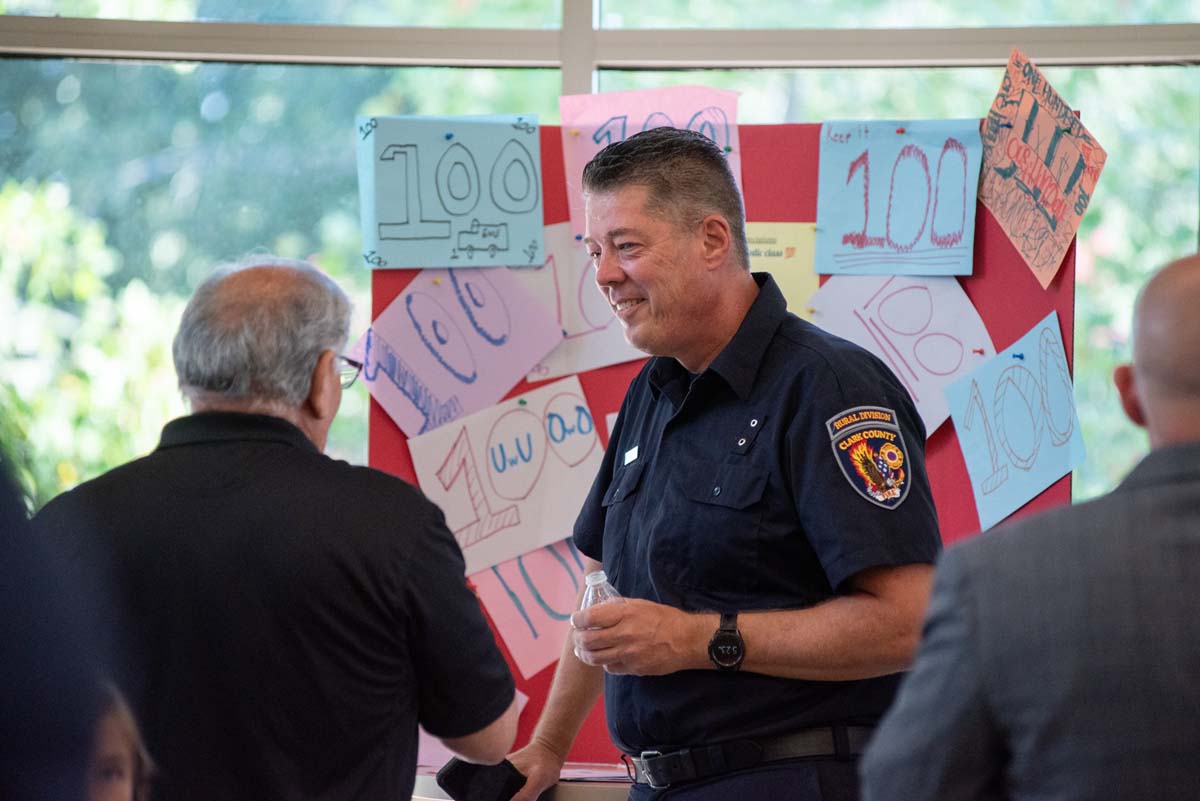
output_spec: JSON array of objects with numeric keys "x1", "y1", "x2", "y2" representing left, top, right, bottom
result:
[{"x1": 574, "y1": 273, "x2": 941, "y2": 754}]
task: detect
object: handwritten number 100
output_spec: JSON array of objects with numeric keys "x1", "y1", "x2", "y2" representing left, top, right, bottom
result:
[
  {"x1": 593, "y1": 107, "x2": 730, "y2": 151},
  {"x1": 843, "y1": 138, "x2": 968, "y2": 252},
  {"x1": 963, "y1": 328, "x2": 1076, "y2": 495}
]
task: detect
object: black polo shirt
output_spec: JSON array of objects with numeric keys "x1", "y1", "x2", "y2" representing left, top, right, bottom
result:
[
  {"x1": 574, "y1": 273, "x2": 941, "y2": 754},
  {"x1": 34, "y1": 412, "x2": 514, "y2": 801}
]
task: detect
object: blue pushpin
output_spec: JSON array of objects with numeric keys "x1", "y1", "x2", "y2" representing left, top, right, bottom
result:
[
  {"x1": 445, "y1": 132, "x2": 454, "y2": 140},
  {"x1": 1012, "y1": 353, "x2": 1025, "y2": 360},
  {"x1": 575, "y1": 234, "x2": 583, "y2": 241}
]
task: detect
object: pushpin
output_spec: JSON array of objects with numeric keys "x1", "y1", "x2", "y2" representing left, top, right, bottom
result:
[
  {"x1": 432, "y1": 277, "x2": 442, "y2": 285},
  {"x1": 517, "y1": 398, "x2": 527, "y2": 406},
  {"x1": 1012, "y1": 353, "x2": 1025, "y2": 361},
  {"x1": 724, "y1": 145, "x2": 733, "y2": 153},
  {"x1": 575, "y1": 234, "x2": 583, "y2": 241},
  {"x1": 445, "y1": 132, "x2": 454, "y2": 140},
  {"x1": 569, "y1": 129, "x2": 580, "y2": 136},
  {"x1": 895, "y1": 127, "x2": 906, "y2": 135},
  {"x1": 1000, "y1": 122, "x2": 1014, "y2": 129},
  {"x1": 971, "y1": 347, "x2": 985, "y2": 356},
  {"x1": 805, "y1": 307, "x2": 817, "y2": 315}
]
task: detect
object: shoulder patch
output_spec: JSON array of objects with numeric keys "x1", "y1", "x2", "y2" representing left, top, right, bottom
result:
[{"x1": 826, "y1": 405, "x2": 910, "y2": 510}]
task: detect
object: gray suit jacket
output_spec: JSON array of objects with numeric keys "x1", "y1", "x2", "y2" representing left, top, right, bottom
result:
[{"x1": 860, "y1": 441, "x2": 1200, "y2": 801}]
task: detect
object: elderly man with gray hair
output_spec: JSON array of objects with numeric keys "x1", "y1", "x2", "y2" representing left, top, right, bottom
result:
[{"x1": 34, "y1": 256, "x2": 518, "y2": 801}]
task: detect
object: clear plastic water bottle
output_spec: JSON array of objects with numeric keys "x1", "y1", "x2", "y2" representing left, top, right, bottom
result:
[{"x1": 580, "y1": 570, "x2": 624, "y2": 609}]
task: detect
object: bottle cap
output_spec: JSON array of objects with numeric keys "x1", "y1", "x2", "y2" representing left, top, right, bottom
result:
[{"x1": 584, "y1": 570, "x2": 608, "y2": 587}]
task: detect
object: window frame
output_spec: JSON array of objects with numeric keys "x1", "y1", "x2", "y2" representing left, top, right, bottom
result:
[{"x1": 0, "y1": 5, "x2": 1197, "y2": 95}]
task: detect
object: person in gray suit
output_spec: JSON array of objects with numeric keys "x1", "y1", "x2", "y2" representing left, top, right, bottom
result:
[{"x1": 858, "y1": 252, "x2": 1200, "y2": 801}]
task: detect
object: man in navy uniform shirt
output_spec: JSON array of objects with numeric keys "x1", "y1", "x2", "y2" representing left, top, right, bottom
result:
[{"x1": 509, "y1": 128, "x2": 942, "y2": 800}]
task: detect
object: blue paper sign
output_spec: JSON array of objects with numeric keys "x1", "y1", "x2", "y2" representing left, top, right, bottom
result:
[
  {"x1": 944, "y1": 311, "x2": 1085, "y2": 531},
  {"x1": 815, "y1": 119, "x2": 983, "y2": 276},
  {"x1": 356, "y1": 114, "x2": 545, "y2": 269}
]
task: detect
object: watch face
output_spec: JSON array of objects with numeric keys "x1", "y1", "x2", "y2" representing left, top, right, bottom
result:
[{"x1": 709, "y1": 630, "x2": 744, "y2": 669}]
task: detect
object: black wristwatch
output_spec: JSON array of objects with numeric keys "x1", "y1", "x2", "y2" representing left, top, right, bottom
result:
[{"x1": 707, "y1": 611, "x2": 745, "y2": 671}]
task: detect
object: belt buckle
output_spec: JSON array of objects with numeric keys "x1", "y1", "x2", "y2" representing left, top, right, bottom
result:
[{"x1": 637, "y1": 750, "x2": 669, "y2": 789}]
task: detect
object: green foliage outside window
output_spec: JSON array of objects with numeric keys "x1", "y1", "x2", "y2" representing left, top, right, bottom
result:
[{"x1": 0, "y1": 53, "x2": 560, "y2": 508}]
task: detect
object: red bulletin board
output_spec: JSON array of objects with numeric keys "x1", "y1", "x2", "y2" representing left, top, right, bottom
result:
[{"x1": 368, "y1": 124, "x2": 1074, "y2": 761}]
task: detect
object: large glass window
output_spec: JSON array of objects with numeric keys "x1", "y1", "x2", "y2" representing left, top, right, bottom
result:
[
  {"x1": 1, "y1": 57, "x2": 559, "y2": 506},
  {"x1": 4, "y1": 4, "x2": 1198, "y2": 512},
  {"x1": 598, "y1": 0, "x2": 1200, "y2": 28},
  {"x1": 1, "y1": 0, "x2": 562, "y2": 27},
  {"x1": 600, "y1": 65, "x2": 1200, "y2": 500}
]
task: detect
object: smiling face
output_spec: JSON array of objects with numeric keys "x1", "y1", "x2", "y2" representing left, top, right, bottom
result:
[{"x1": 584, "y1": 184, "x2": 722, "y2": 371}]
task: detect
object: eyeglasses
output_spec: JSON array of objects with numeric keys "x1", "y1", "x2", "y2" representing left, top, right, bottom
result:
[{"x1": 337, "y1": 355, "x2": 364, "y2": 389}]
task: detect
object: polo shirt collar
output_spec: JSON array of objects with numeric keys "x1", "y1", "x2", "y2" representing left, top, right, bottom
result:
[
  {"x1": 649, "y1": 272, "x2": 787, "y2": 403},
  {"x1": 157, "y1": 411, "x2": 319, "y2": 454}
]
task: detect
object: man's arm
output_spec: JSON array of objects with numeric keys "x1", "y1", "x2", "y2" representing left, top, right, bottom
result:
[
  {"x1": 573, "y1": 562, "x2": 932, "y2": 680},
  {"x1": 507, "y1": 558, "x2": 606, "y2": 801},
  {"x1": 440, "y1": 696, "x2": 521, "y2": 764},
  {"x1": 859, "y1": 550, "x2": 1005, "y2": 801}
]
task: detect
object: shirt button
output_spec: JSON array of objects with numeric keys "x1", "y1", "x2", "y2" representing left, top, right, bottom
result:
[
  {"x1": 712, "y1": 486, "x2": 722, "y2": 497},
  {"x1": 750, "y1": 418, "x2": 759, "y2": 428},
  {"x1": 737, "y1": 437, "x2": 747, "y2": 447}
]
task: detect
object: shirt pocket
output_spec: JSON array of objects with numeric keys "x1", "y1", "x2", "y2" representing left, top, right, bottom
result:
[
  {"x1": 598, "y1": 459, "x2": 646, "y2": 585},
  {"x1": 657, "y1": 460, "x2": 769, "y2": 596}
]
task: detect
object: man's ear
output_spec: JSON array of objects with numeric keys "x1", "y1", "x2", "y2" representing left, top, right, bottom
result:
[
  {"x1": 699, "y1": 214, "x2": 733, "y2": 269},
  {"x1": 306, "y1": 349, "x2": 340, "y2": 423},
  {"x1": 1113, "y1": 363, "x2": 1146, "y2": 428}
]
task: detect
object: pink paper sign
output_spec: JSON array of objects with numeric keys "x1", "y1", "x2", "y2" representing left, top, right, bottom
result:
[
  {"x1": 354, "y1": 266, "x2": 562, "y2": 437},
  {"x1": 808, "y1": 275, "x2": 996, "y2": 437},
  {"x1": 512, "y1": 223, "x2": 644, "y2": 382},
  {"x1": 408, "y1": 376, "x2": 603, "y2": 575},
  {"x1": 979, "y1": 49, "x2": 1107, "y2": 289},
  {"x1": 471, "y1": 538, "x2": 588, "y2": 680},
  {"x1": 559, "y1": 86, "x2": 742, "y2": 238}
]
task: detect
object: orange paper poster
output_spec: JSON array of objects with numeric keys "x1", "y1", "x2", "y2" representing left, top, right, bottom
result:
[{"x1": 979, "y1": 49, "x2": 1106, "y2": 289}]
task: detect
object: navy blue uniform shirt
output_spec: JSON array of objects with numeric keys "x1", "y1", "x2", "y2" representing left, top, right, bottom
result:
[{"x1": 573, "y1": 273, "x2": 941, "y2": 754}]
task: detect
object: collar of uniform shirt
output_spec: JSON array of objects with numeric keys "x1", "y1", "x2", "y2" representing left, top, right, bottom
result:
[{"x1": 649, "y1": 272, "x2": 787, "y2": 404}]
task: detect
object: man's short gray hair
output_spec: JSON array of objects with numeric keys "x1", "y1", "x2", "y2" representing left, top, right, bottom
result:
[{"x1": 172, "y1": 255, "x2": 352, "y2": 407}]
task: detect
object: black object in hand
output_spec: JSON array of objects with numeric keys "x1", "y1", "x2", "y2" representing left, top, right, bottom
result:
[{"x1": 436, "y1": 757, "x2": 528, "y2": 801}]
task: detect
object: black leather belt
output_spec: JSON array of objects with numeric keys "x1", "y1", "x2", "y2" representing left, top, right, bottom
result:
[{"x1": 626, "y1": 725, "x2": 874, "y2": 789}]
